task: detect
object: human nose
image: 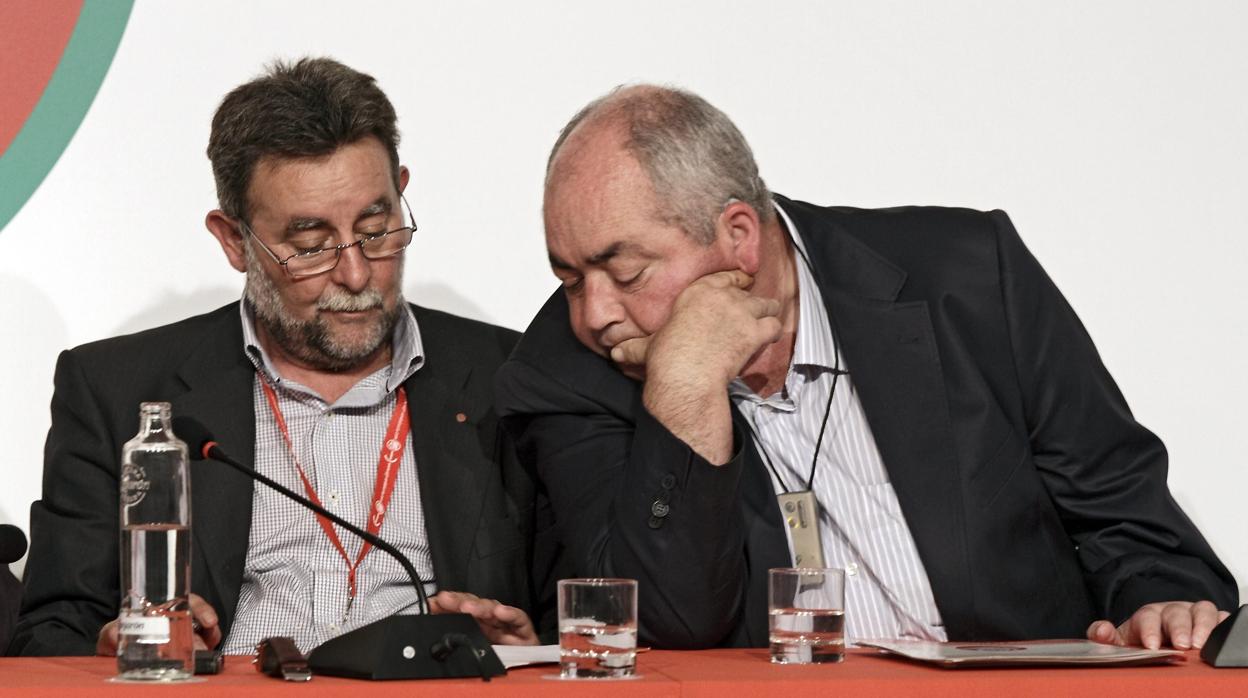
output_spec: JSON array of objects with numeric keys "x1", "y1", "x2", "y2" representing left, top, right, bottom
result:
[
  {"x1": 329, "y1": 241, "x2": 372, "y2": 292},
  {"x1": 578, "y1": 276, "x2": 623, "y2": 334}
]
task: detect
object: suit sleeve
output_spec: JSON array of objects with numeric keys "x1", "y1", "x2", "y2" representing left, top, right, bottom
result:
[
  {"x1": 10, "y1": 350, "x2": 121, "y2": 656},
  {"x1": 497, "y1": 358, "x2": 751, "y2": 648},
  {"x1": 993, "y1": 210, "x2": 1237, "y2": 621}
]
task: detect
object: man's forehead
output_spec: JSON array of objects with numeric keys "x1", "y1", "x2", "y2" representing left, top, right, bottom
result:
[{"x1": 246, "y1": 138, "x2": 395, "y2": 217}]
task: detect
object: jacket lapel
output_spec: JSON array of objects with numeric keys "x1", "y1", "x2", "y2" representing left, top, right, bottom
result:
[
  {"x1": 784, "y1": 198, "x2": 976, "y2": 637},
  {"x1": 173, "y1": 306, "x2": 257, "y2": 631},
  {"x1": 404, "y1": 334, "x2": 487, "y2": 594}
]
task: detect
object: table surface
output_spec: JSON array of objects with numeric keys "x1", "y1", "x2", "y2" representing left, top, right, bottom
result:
[{"x1": 1, "y1": 648, "x2": 1245, "y2": 697}]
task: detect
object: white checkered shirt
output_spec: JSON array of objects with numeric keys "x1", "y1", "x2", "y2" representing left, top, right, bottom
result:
[
  {"x1": 222, "y1": 302, "x2": 437, "y2": 654},
  {"x1": 729, "y1": 204, "x2": 947, "y2": 643}
]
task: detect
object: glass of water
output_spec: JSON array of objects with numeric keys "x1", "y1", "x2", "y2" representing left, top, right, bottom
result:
[
  {"x1": 557, "y1": 578, "x2": 638, "y2": 679},
  {"x1": 769, "y1": 567, "x2": 846, "y2": 664}
]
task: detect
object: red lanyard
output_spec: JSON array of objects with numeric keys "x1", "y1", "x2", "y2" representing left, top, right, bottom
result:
[{"x1": 259, "y1": 379, "x2": 410, "y2": 610}]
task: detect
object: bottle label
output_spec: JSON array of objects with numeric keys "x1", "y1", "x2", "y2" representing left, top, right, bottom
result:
[
  {"x1": 119, "y1": 615, "x2": 170, "y2": 644},
  {"x1": 120, "y1": 463, "x2": 150, "y2": 506}
]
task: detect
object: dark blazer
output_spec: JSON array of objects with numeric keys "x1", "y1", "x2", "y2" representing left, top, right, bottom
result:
[
  {"x1": 11, "y1": 302, "x2": 545, "y2": 656},
  {"x1": 0, "y1": 563, "x2": 19, "y2": 654},
  {"x1": 496, "y1": 196, "x2": 1238, "y2": 649}
]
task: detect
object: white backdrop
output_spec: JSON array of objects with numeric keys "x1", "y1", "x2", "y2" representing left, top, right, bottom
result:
[{"x1": 2, "y1": 1, "x2": 1244, "y2": 602}]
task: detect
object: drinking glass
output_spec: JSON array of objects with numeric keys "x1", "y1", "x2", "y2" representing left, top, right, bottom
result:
[
  {"x1": 769, "y1": 567, "x2": 846, "y2": 664},
  {"x1": 557, "y1": 578, "x2": 638, "y2": 679}
]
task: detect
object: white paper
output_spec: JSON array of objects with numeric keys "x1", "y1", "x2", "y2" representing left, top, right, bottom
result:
[
  {"x1": 491, "y1": 643, "x2": 561, "y2": 669},
  {"x1": 859, "y1": 639, "x2": 1183, "y2": 667}
]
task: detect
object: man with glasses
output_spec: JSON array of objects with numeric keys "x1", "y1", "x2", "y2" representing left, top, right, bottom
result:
[{"x1": 12, "y1": 58, "x2": 546, "y2": 656}]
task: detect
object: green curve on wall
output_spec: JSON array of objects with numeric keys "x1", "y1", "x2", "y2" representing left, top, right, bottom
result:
[{"x1": 0, "y1": 0, "x2": 134, "y2": 233}]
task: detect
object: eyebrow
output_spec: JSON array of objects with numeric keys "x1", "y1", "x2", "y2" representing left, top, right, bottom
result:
[
  {"x1": 549, "y1": 241, "x2": 641, "y2": 271},
  {"x1": 283, "y1": 198, "x2": 393, "y2": 234}
]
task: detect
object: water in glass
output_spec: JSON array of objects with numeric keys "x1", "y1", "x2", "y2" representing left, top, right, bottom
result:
[{"x1": 769, "y1": 607, "x2": 845, "y2": 664}]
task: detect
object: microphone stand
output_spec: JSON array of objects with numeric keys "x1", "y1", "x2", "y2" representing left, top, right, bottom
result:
[
  {"x1": 199, "y1": 441, "x2": 431, "y2": 615},
  {"x1": 175, "y1": 419, "x2": 505, "y2": 681}
]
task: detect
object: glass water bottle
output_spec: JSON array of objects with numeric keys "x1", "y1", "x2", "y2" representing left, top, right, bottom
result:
[{"x1": 116, "y1": 402, "x2": 193, "y2": 681}]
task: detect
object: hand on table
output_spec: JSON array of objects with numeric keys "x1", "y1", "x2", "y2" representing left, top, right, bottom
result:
[
  {"x1": 429, "y1": 590, "x2": 539, "y2": 645},
  {"x1": 1086, "y1": 600, "x2": 1229, "y2": 650},
  {"x1": 96, "y1": 592, "x2": 221, "y2": 655}
]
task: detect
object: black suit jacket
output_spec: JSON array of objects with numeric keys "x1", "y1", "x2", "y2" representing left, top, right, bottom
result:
[
  {"x1": 496, "y1": 196, "x2": 1238, "y2": 649},
  {"x1": 0, "y1": 563, "x2": 19, "y2": 654},
  {"x1": 11, "y1": 302, "x2": 546, "y2": 656}
]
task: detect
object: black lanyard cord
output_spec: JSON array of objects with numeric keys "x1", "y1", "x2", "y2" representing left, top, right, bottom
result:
[{"x1": 744, "y1": 219, "x2": 848, "y2": 494}]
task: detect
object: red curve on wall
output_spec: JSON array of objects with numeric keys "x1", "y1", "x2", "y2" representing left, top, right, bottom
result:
[{"x1": 0, "y1": 1, "x2": 84, "y2": 157}]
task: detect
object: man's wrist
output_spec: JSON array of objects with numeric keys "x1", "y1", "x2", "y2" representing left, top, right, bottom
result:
[{"x1": 642, "y1": 374, "x2": 733, "y2": 464}]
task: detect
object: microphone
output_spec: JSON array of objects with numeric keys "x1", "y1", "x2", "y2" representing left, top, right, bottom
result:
[
  {"x1": 172, "y1": 416, "x2": 505, "y2": 681},
  {"x1": 172, "y1": 416, "x2": 431, "y2": 615},
  {"x1": 0, "y1": 525, "x2": 27, "y2": 565}
]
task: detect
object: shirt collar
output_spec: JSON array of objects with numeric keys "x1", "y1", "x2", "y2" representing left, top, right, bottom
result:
[
  {"x1": 239, "y1": 298, "x2": 425, "y2": 394},
  {"x1": 728, "y1": 202, "x2": 840, "y2": 405},
  {"x1": 776, "y1": 202, "x2": 839, "y2": 373}
]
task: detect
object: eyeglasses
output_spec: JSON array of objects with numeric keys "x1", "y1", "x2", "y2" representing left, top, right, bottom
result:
[{"x1": 241, "y1": 196, "x2": 417, "y2": 279}]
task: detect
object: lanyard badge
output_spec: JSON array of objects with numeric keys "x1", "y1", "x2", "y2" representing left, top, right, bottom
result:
[{"x1": 777, "y1": 490, "x2": 825, "y2": 568}]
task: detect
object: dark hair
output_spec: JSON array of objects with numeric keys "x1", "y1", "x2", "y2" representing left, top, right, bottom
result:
[{"x1": 207, "y1": 57, "x2": 401, "y2": 219}]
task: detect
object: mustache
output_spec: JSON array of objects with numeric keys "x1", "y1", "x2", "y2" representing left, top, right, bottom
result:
[{"x1": 318, "y1": 288, "x2": 384, "y2": 312}]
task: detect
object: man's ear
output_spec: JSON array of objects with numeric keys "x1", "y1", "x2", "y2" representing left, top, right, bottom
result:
[
  {"x1": 719, "y1": 200, "x2": 763, "y2": 274},
  {"x1": 205, "y1": 210, "x2": 248, "y2": 273},
  {"x1": 398, "y1": 165, "x2": 410, "y2": 194}
]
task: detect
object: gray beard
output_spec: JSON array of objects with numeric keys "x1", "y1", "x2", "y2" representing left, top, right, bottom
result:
[{"x1": 243, "y1": 244, "x2": 402, "y2": 373}]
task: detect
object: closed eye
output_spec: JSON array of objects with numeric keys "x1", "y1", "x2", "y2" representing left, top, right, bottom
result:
[{"x1": 616, "y1": 269, "x2": 646, "y2": 290}]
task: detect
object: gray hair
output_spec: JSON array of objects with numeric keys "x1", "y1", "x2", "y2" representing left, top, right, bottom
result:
[
  {"x1": 547, "y1": 84, "x2": 773, "y2": 244},
  {"x1": 207, "y1": 57, "x2": 401, "y2": 220}
]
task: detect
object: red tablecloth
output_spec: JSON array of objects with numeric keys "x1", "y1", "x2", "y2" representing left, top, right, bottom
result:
[{"x1": 0, "y1": 648, "x2": 1244, "y2": 697}]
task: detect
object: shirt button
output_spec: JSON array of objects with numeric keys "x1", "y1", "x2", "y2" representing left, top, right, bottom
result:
[
  {"x1": 846, "y1": 562, "x2": 859, "y2": 576},
  {"x1": 660, "y1": 475, "x2": 676, "y2": 490},
  {"x1": 651, "y1": 501, "x2": 670, "y2": 517}
]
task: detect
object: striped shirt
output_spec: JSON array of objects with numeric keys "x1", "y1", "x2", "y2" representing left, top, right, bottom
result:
[
  {"x1": 728, "y1": 204, "x2": 947, "y2": 643},
  {"x1": 222, "y1": 301, "x2": 436, "y2": 654}
]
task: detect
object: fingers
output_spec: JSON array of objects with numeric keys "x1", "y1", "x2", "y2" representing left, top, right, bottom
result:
[
  {"x1": 430, "y1": 590, "x2": 494, "y2": 616},
  {"x1": 1190, "y1": 600, "x2": 1223, "y2": 649},
  {"x1": 98, "y1": 595, "x2": 222, "y2": 656},
  {"x1": 744, "y1": 294, "x2": 781, "y2": 320},
  {"x1": 1086, "y1": 619, "x2": 1124, "y2": 646},
  {"x1": 610, "y1": 336, "x2": 650, "y2": 368},
  {"x1": 1131, "y1": 605, "x2": 1164, "y2": 650},
  {"x1": 189, "y1": 593, "x2": 222, "y2": 650},
  {"x1": 1160, "y1": 602, "x2": 1194, "y2": 649},
  {"x1": 428, "y1": 590, "x2": 539, "y2": 645},
  {"x1": 429, "y1": 590, "x2": 468, "y2": 614},
  {"x1": 755, "y1": 315, "x2": 784, "y2": 345},
  {"x1": 1098, "y1": 601, "x2": 1228, "y2": 651},
  {"x1": 700, "y1": 269, "x2": 754, "y2": 289},
  {"x1": 487, "y1": 606, "x2": 539, "y2": 646},
  {"x1": 96, "y1": 620, "x2": 120, "y2": 656}
]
